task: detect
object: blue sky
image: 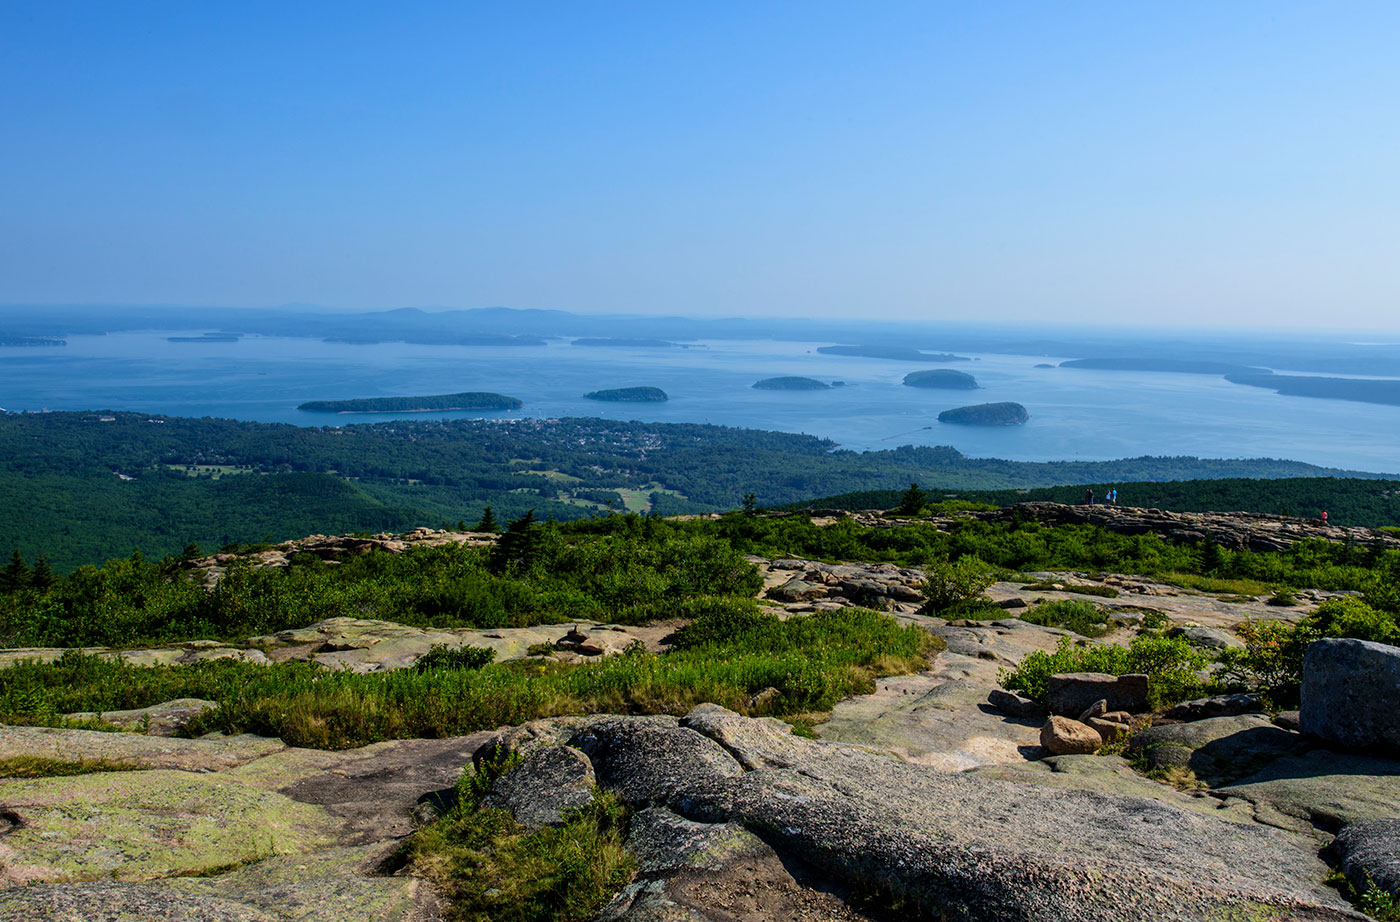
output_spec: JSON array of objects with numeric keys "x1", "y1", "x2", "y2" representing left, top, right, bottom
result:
[{"x1": 3, "y1": 2, "x2": 1399, "y2": 328}]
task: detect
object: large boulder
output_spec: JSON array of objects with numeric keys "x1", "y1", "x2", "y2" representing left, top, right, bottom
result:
[
  {"x1": 1301, "y1": 638, "x2": 1400, "y2": 752},
  {"x1": 1329, "y1": 819, "x2": 1400, "y2": 900},
  {"x1": 1040, "y1": 716, "x2": 1102, "y2": 755},
  {"x1": 1045, "y1": 672, "x2": 1150, "y2": 716},
  {"x1": 481, "y1": 745, "x2": 596, "y2": 829},
  {"x1": 1130, "y1": 715, "x2": 1300, "y2": 786}
]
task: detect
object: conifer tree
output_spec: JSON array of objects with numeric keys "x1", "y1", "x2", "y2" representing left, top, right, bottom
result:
[
  {"x1": 2, "y1": 550, "x2": 31, "y2": 592},
  {"x1": 475, "y1": 506, "x2": 500, "y2": 533},
  {"x1": 489, "y1": 510, "x2": 538, "y2": 574},
  {"x1": 896, "y1": 482, "x2": 928, "y2": 516},
  {"x1": 30, "y1": 556, "x2": 56, "y2": 591}
]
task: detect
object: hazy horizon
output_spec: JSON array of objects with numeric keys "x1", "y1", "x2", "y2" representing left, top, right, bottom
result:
[{"x1": 5, "y1": 4, "x2": 1400, "y2": 330}]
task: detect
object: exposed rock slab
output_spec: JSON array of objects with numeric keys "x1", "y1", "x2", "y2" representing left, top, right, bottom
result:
[
  {"x1": 0, "y1": 725, "x2": 285, "y2": 772},
  {"x1": 483, "y1": 706, "x2": 1363, "y2": 920},
  {"x1": 1216, "y1": 749, "x2": 1400, "y2": 833},
  {"x1": 0, "y1": 770, "x2": 342, "y2": 887},
  {"x1": 0, "y1": 726, "x2": 487, "y2": 920}
]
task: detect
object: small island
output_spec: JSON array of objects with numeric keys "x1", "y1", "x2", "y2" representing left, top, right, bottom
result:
[
  {"x1": 752, "y1": 377, "x2": 831, "y2": 391},
  {"x1": 818, "y1": 344, "x2": 970, "y2": 362},
  {"x1": 938, "y1": 402, "x2": 1029, "y2": 426},
  {"x1": 298, "y1": 392, "x2": 523, "y2": 413},
  {"x1": 584, "y1": 386, "x2": 669, "y2": 402},
  {"x1": 903, "y1": 369, "x2": 979, "y2": 389},
  {"x1": 1034, "y1": 363, "x2": 1055, "y2": 369}
]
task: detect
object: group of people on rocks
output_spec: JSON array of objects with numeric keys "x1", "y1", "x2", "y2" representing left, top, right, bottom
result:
[{"x1": 1082, "y1": 488, "x2": 1118, "y2": 506}]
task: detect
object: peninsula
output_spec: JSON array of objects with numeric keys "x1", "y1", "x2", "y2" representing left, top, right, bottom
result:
[
  {"x1": 904, "y1": 369, "x2": 979, "y2": 389},
  {"x1": 584, "y1": 386, "x2": 669, "y2": 402},
  {"x1": 1225, "y1": 372, "x2": 1400, "y2": 407},
  {"x1": 298, "y1": 392, "x2": 523, "y2": 413},
  {"x1": 752, "y1": 376, "x2": 831, "y2": 390},
  {"x1": 818, "y1": 344, "x2": 970, "y2": 362},
  {"x1": 938, "y1": 401, "x2": 1029, "y2": 425},
  {"x1": 1061, "y1": 358, "x2": 1264, "y2": 375}
]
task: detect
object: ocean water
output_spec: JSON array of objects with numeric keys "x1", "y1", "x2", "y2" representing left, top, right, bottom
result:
[{"x1": 2, "y1": 332, "x2": 1398, "y2": 474}]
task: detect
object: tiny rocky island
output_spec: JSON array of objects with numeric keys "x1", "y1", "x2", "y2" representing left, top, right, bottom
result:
[
  {"x1": 298, "y1": 392, "x2": 523, "y2": 413},
  {"x1": 752, "y1": 376, "x2": 831, "y2": 390},
  {"x1": 903, "y1": 369, "x2": 979, "y2": 389},
  {"x1": 938, "y1": 401, "x2": 1029, "y2": 425},
  {"x1": 583, "y1": 386, "x2": 669, "y2": 402}
]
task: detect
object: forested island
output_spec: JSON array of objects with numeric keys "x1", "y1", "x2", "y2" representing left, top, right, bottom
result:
[
  {"x1": 1225, "y1": 372, "x2": 1400, "y2": 407},
  {"x1": 818, "y1": 345, "x2": 969, "y2": 362},
  {"x1": 938, "y1": 402, "x2": 1029, "y2": 425},
  {"x1": 753, "y1": 376, "x2": 831, "y2": 390},
  {"x1": 904, "y1": 369, "x2": 979, "y2": 389},
  {"x1": 168, "y1": 333, "x2": 240, "y2": 343},
  {"x1": 573, "y1": 338, "x2": 683, "y2": 348},
  {"x1": 322, "y1": 334, "x2": 545, "y2": 347},
  {"x1": 298, "y1": 392, "x2": 523, "y2": 413},
  {"x1": 1061, "y1": 358, "x2": 1264, "y2": 375},
  {"x1": 584, "y1": 387, "x2": 669, "y2": 402},
  {"x1": 0, "y1": 336, "x2": 65, "y2": 347}
]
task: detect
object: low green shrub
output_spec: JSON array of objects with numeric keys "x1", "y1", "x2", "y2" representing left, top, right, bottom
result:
[
  {"x1": 0, "y1": 755, "x2": 140, "y2": 778},
  {"x1": 0, "y1": 607, "x2": 935, "y2": 750},
  {"x1": 1220, "y1": 599, "x2": 1399, "y2": 706},
  {"x1": 920, "y1": 555, "x2": 997, "y2": 613},
  {"x1": 414, "y1": 644, "x2": 496, "y2": 672},
  {"x1": 406, "y1": 763, "x2": 633, "y2": 922},
  {"x1": 999, "y1": 634, "x2": 1209, "y2": 708},
  {"x1": 1021, "y1": 600, "x2": 1111, "y2": 638}
]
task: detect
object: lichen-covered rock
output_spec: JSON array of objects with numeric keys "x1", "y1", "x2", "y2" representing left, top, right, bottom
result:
[
  {"x1": 1045, "y1": 672, "x2": 1150, "y2": 716},
  {"x1": 1329, "y1": 818, "x2": 1400, "y2": 900},
  {"x1": 1301, "y1": 638, "x2": 1400, "y2": 752},
  {"x1": 0, "y1": 725, "x2": 284, "y2": 772},
  {"x1": 482, "y1": 745, "x2": 596, "y2": 829},
  {"x1": 0, "y1": 770, "x2": 342, "y2": 887},
  {"x1": 1040, "y1": 715, "x2": 1103, "y2": 754},
  {"x1": 64, "y1": 698, "x2": 217, "y2": 737}
]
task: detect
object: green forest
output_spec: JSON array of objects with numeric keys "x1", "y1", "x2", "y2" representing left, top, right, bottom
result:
[
  {"x1": 788, "y1": 477, "x2": 1400, "y2": 528},
  {"x1": 0, "y1": 411, "x2": 1392, "y2": 571},
  {"x1": 297, "y1": 392, "x2": 523, "y2": 412}
]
